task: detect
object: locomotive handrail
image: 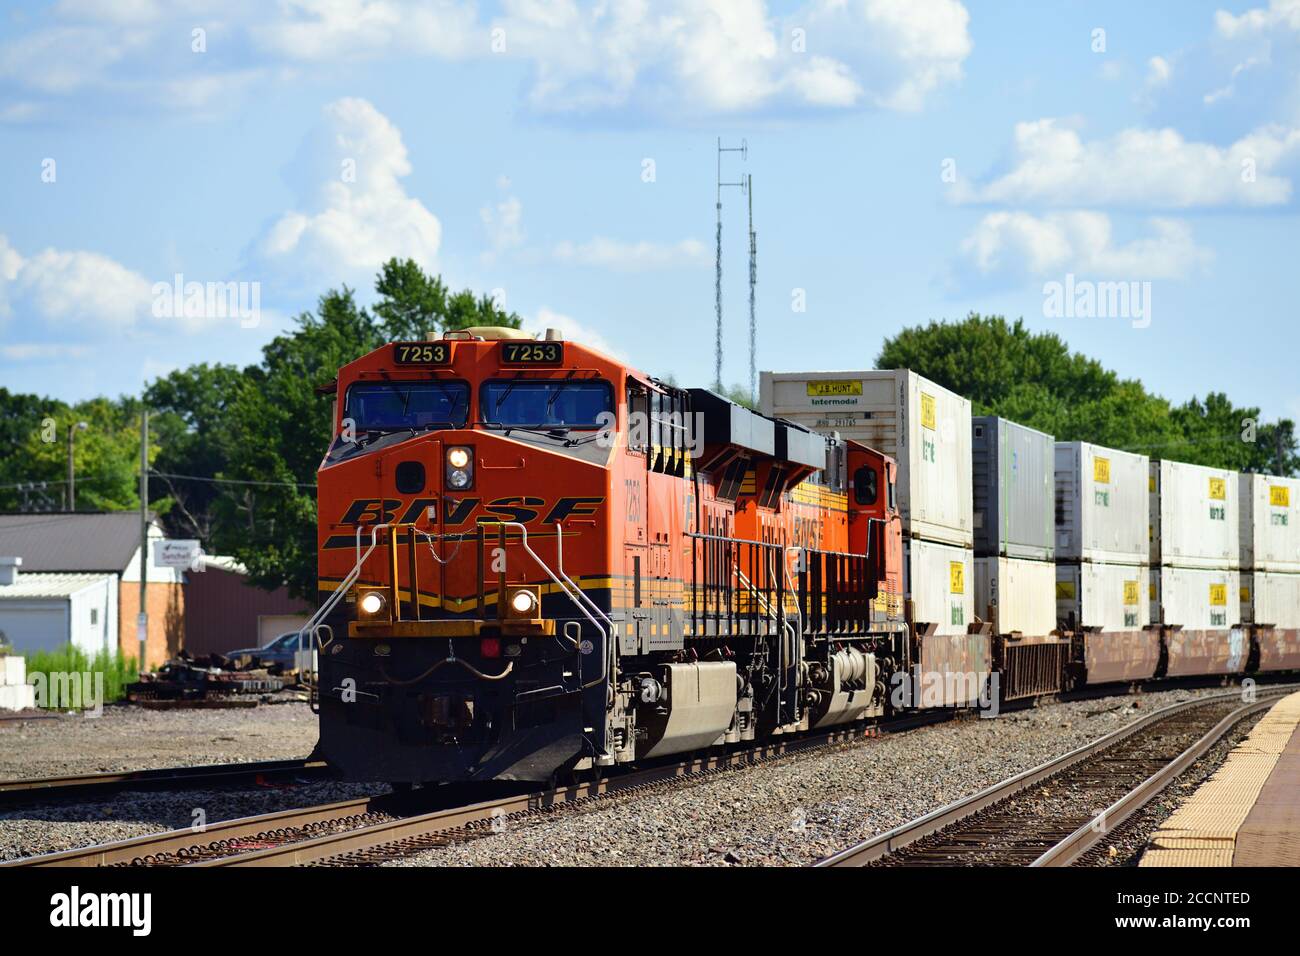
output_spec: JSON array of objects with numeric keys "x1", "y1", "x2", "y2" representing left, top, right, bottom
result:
[{"x1": 300, "y1": 522, "x2": 390, "y2": 653}]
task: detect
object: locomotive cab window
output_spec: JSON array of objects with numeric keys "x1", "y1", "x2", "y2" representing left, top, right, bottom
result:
[
  {"x1": 481, "y1": 378, "x2": 613, "y2": 429},
  {"x1": 344, "y1": 380, "x2": 469, "y2": 431},
  {"x1": 626, "y1": 381, "x2": 649, "y2": 452},
  {"x1": 853, "y1": 465, "x2": 878, "y2": 505}
]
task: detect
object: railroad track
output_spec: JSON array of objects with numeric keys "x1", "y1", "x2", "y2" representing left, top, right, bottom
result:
[
  {"x1": 816, "y1": 687, "x2": 1293, "y2": 867},
  {"x1": 9, "y1": 720, "x2": 922, "y2": 868},
  {"x1": 0, "y1": 757, "x2": 334, "y2": 809}
]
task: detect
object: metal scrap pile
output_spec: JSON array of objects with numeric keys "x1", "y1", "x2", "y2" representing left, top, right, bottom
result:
[{"x1": 127, "y1": 652, "x2": 287, "y2": 708}]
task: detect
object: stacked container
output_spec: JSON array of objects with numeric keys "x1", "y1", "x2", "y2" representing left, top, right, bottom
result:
[
  {"x1": 1055, "y1": 441, "x2": 1155, "y2": 682},
  {"x1": 1239, "y1": 473, "x2": 1300, "y2": 671},
  {"x1": 761, "y1": 369, "x2": 982, "y2": 705},
  {"x1": 972, "y1": 417, "x2": 1062, "y2": 698},
  {"x1": 1149, "y1": 460, "x2": 1245, "y2": 676}
]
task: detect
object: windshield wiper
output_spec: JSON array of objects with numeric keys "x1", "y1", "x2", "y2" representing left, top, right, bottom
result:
[{"x1": 494, "y1": 373, "x2": 524, "y2": 413}]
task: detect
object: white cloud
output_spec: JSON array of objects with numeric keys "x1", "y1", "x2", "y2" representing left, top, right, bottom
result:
[
  {"x1": 481, "y1": 195, "x2": 524, "y2": 255},
  {"x1": 1, "y1": 1, "x2": 972, "y2": 120},
  {"x1": 249, "y1": 97, "x2": 442, "y2": 286},
  {"x1": 1147, "y1": 55, "x2": 1172, "y2": 87},
  {"x1": 958, "y1": 211, "x2": 1213, "y2": 280},
  {"x1": 1, "y1": 343, "x2": 93, "y2": 361},
  {"x1": 954, "y1": 118, "x2": 1300, "y2": 208},
  {"x1": 522, "y1": 306, "x2": 624, "y2": 361},
  {"x1": 552, "y1": 237, "x2": 709, "y2": 271},
  {"x1": 0, "y1": 234, "x2": 154, "y2": 329},
  {"x1": 496, "y1": 0, "x2": 970, "y2": 115}
]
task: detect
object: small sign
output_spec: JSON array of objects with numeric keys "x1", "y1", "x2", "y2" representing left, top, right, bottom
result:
[
  {"x1": 920, "y1": 392, "x2": 937, "y2": 431},
  {"x1": 948, "y1": 561, "x2": 964, "y2": 595},
  {"x1": 1209, "y1": 583, "x2": 1227, "y2": 607},
  {"x1": 1123, "y1": 580, "x2": 1139, "y2": 605},
  {"x1": 578, "y1": 639, "x2": 594, "y2": 656},
  {"x1": 1208, "y1": 477, "x2": 1226, "y2": 501},
  {"x1": 1093, "y1": 456, "x2": 1111, "y2": 484},
  {"x1": 1270, "y1": 485, "x2": 1290, "y2": 508},
  {"x1": 805, "y1": 380, "x2": 862, "y2": 398},
  {"x1": 155, "y1": 539, "x2": 202, "y2": 569}
]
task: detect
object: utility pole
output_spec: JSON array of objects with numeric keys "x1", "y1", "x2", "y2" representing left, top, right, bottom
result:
[
  {"x1": 66, "y1": 421, "x2": 87, "y2": 511},
  {"x1": 747, "y1": 173, "x2": 757, "y2": 407},
  {"x1": 715, "y1": 137, "x2": 747, "y2": 391},
  {"x1": 138, "y1": 408, "x2": 149, "y2": 670}
]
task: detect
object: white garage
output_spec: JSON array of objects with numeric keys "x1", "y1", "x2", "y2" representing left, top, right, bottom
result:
[{"x1": 0, "y1": 567, "x2": 117, "y2": 658}]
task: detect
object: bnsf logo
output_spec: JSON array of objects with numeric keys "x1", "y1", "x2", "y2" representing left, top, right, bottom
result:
[{"x1": 338, "y1": 496, "x2": 603, "y2": 527}]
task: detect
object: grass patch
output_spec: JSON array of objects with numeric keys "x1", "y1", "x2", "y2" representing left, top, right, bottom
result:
[{"x1": 21, "y1": 646, "x2": 138, "y2": 708}]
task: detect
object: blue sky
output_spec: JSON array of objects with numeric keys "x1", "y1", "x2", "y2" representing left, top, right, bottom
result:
[{"x1": 1, "y1": 0, "x2": 1298, "y2": 423}]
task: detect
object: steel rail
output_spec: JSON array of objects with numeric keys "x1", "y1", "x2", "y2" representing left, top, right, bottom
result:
[
  {"x1": 0, "y1": 757, "x2": 331, "y2": 808},
  {"x1": 1030, "y1": 695, "x2": 1279, "y2": 867},
  {"x1": 4, "y1": 793, "x2": 381, "y2": 867},
  {"x1": 815, "y1": 687, "x2": 1295, "y2": 867}
]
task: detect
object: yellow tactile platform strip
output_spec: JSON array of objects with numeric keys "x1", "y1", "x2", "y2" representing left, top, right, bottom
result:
[{"x1": 1140, "y1": 691, "x2": 1300, "y2": 867}]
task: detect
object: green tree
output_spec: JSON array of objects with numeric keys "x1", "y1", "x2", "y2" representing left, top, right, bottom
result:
[
  {"x1": 877, "y1": 314, "x2": 1297, "y2": 474},
  {"x1": 372, "y1": 258, "x2": 521, "y2": 340}
]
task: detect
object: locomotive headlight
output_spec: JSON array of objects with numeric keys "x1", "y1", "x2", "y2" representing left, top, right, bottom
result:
[
  {"x1": 445, "y1": 446, "x2": 473, "y2": 490},
  {"x1": 507, "y1": 587, "x2": 540, "y2": 618},
  {"x1": 358, "y1": 591, "x2": 387, "y2": 617}
]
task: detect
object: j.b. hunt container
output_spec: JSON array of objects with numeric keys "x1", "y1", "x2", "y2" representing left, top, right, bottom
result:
[
  {"x1": 1056, "y1": 561, "x2": 1157, "y2": 683},
  {"x1": 906, "y1": 538, "x2": 985, "y2": 707},
  {"x1": 972, "y1": 417, "x2": 1054, "y2": 561},
  {"x1": 760, "y1": 369, "x2": 972, "y2": 547},
  {"x1": 1149, "y1": 460, "x2": 1238, "y2": 570},
  {"x1": 1150, "y1": 566, "x2": 1247, "y2": 677},
  {"x1": 1239, "y1": 473, "x2": 1300, "y2": 573},
  {"x1": 1241, "y1": 571, "x2": 1300, "y2": 671},
  {"x1": 975, "y1": 556, "x2": 1056, "y2": 636},
  {"x1": 1055, "y1": 442, "x2": 1149, "y2": 564}
]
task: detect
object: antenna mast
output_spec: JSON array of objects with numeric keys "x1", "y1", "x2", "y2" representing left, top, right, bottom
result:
[
  {"x1": 715, "y1": 137, "x2": 747, "y2": 392},
  {"x1": 747, "y1": 173, "x2": 757, "y2": 406}
]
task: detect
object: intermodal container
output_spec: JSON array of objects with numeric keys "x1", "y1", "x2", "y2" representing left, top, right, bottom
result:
[
  {"x1": 974, "y1": 556, "x2": 1056, "y2": 636},
  {"x1": 1054, "y1": 442, "x2": 1149, "y2": 564},
  {"x1": 1149, "y1": 459, "x2": 1238, "y2": 570},
  {"x1": 972, "y1": 416, "x2": 1054, "y2": 561},
  {"x1": 1239, "y1": 473, "x2": 1300, "y2": 573},
  {"x1": 1240, "y1": 570, "x2": 1300, "y2": 628},
  {"x1": 1151, "y1": 566, "x2": 1241, "y2": 630},
  {"x1": 906, "y1": 537, "x2": 975, "y2": 636},
  {"x1": 1056, "y1": 561, "x2": 1150, "y2": 632},
  {"x1": 760, "y1": 369, "x2": 972, "y2": 547}
]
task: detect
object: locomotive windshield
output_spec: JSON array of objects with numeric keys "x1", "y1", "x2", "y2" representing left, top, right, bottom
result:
[
  {"x1": 344, "y1": 380, "x2": 470, "y2": 431},
  {"x1": 481, "y1": 379, "x2": 612, "y2": 429}
]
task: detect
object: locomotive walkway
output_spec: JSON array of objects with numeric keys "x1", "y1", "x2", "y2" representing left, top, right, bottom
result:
[{"x1": 1140, "y1": 690, "x2": 1300, "y2": 867}]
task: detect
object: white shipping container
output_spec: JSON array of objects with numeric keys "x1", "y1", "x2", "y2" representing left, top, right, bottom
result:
[
  {"x1": 1151, "y1": 566, "x2": 1241, "y2": 630},
  {"x1": 1055, "y1": 442, "x2": 1149, "y2": 564},
  {"x1": 1239, "y1": 473, "x2": 1300, "y2": 573},
  {"x1": 761, "y1": 369, "x2": 972, "y2": 547},
  {"x1": 905, "y1": 538, "x2": 975, "y2": 636},
  {"x1": 974, "y1": 556, "x2": 1056, "y2": 636},
  {"x1": 1149, "y1": 460, "x2": 1238, "y2": 569},
  {"x1": 1241, "y1": 571, "x2": 1300, "y2": 628},
  {"x1": 1056, "y1": 561, "x2": 1149, "y2": 632}
]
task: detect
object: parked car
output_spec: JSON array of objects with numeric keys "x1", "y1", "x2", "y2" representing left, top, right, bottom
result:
[{"x1": 223, "y1": 631, "x2": 306, "y2": 672}]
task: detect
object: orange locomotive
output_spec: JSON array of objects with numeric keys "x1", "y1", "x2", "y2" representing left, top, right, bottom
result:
[{"x1": 311, "y1": 327, "x2": 906, "y2": 783}]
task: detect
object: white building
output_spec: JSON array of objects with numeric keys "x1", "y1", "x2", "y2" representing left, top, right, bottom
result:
[{"x1": 0, "y1": 557, "x2": 117, "y2": 657}]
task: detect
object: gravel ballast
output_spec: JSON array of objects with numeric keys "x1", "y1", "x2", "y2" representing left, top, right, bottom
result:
[
  {"x1": 383, "y1": 686, "x2": 1259, "y2": 867},
  {"x1": 0, "y1": 698, "x2": 337, "y2": 862}
]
